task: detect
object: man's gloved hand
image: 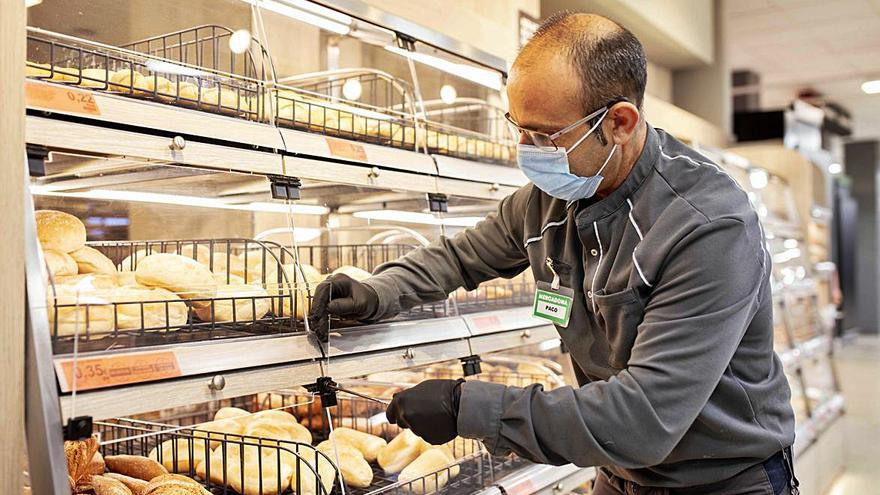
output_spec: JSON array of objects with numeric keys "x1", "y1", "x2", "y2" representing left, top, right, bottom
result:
[
  {"x1": 385, "y1": 379, "x2": 464, "y2": 445},
  {"x1": 308, "y1": 273, "x2": 380, "y2": 342}
]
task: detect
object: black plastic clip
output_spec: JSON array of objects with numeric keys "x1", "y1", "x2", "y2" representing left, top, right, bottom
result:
[
  {"x1": 268, "y1": 175, "x2": 302, "y2": 201},
  {"x1": 427, "y1": 193, "x2": 448, "y2": 213},
  {"x1": 305, "y1": 376, "x2": 338, "y2": 408},
  {"x1": 63, "y1": 416, "x2": 93, "y2": 441},
  {"x1": 395, "y1": 34, "x2": 417, "y2": 51},
  {"x1": 26, "y1": 144, "x2": 49, "y2": 177},
  {"x1": 460, "y1": 355, "x2": 482, "y2": 376}
]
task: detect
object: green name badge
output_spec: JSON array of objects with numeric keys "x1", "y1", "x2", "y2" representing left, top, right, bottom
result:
[{"x1": 532, "y1": 281, "x2": 574, "y2": 327}]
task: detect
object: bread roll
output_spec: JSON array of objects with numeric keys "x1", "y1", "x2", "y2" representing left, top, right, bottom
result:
[
  {"x1": 267, "y1": 263, "x2": 323, "y2": 318},
  {"x1": 212, "y1": 272, "x2": 245, "y2": 285},
  {"x1": 315, "y1": 440, "x2": 361, "y2": 459},
  {"x1": 45, "y1": 249, "x2": 78, "y2": 277},
  {"x1": 256, "y1": 392, "x2": 289, "y2": 410},
  {"x1": 193, "y1": 418, "x2": 244, "y2": 448},
  {"x1": 232, "y1": 250, "x2": 287, "y2": 284},
  {"x1": 90, "y1": 475, "x2": 134, "y2": 495},
  {"x1": 173, "y1": 245, "x2": 211, "y2": 265},
  {"x1": 144, "y1": 75, "x2": 174, "y2": 96},
  {"x1": 200, "y1": 87, "x2": 239, "y2": 109},
  {"x1": 115, "y1": 272, "x2": 139, "y2": 286},
  {"x1": 134, "y1": 254, "x2": 217, "y2": 306},
  {"x1": 289, "y1": 450, "x2": 336, "y2": 495},
  {"x1": 148, "y1": 438, "x2": 207, "y2": 473},
  {"x1": 143, "y1": 474, "x2": 210, "y2": 495},
  {"x1": 105, "y1": 455, "x2": 168, "y2": 481},
  {"x1": 251, "y1": 408, "x2": 299, "y2": 426},
  {"x1": 398, "y1": 449, "x2": 452, "y2": 494},
  {"x1": 110, "y1": 69, "x2": 148, "y2": 92},
  {"x1": 328, "y1": 428, "x2": 386, "y2": 462},
  {"x1": 327, "y1": 449, "x2": 371, "y2": 488},
  {"x1": 104, "y1": 473, "x2": 149, "y2": 495},
  {"x1": 192, "y1": 283, "x2": 270, "y2": 323},
  {"x1": 119, "y1": 249, "x2": 149, "y2": 271},
  {"x1": 214, "y1": 406, "x2": 252, "y2": 424},
  {"x1": 50, "y1": 65, "x2": 80, "y2": 83},
  {"x1": 196, "y1": 446, "x2": 292, "y2": 495},
  {"x1": 330, "y1": 265, "x2": 371, "y2": 282},
  {"x1": 26, "y1": 61, "x2": 52, "y2": 78},
  {"x1": 69, "y1": 246, "x2": 116, "y2": 274},
  {"x1": 111, "y1": 286, "x2": 189, "y2": 331},
  {"x1": 48, "y1": 284, "x2": 115, "y2": 337},
  {"x1": 86, "y1": 450, "x2": 106, "y2": 477},
  {"x1": 35, "y1": 210, "x2": 87, "y2": 253},
  {"x1": 178, "y1": 82, "x2": 199, "y2": 101},
  {"x1": 243, "y1": 417, "x2": 311, "y2": 445},
  {"x1": 80, "y1": 68, "x2": 110, "y2": 88},
  {"x1": 378, "y1": 429, "x2": 429, "y2": 474}
]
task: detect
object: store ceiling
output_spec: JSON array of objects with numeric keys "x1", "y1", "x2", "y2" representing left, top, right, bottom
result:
[{"x1": 725, "y1": 0, "x2": 880, "y2": 140}]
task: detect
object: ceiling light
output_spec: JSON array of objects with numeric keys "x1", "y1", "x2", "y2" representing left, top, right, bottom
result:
[
  {"x1": 342, "y1": 79, "x2": 363, "y2": 101},
  {"x1": 828, "y1": 162, "x2": 842, "y2": 175},
  {"x1": 243, "y1": 0, "x2": 351, "y2": 36},
  {"x1": 385, "y1": 45, "x2": 502, "y2": 91},
  {"x1": 749, "y1": 168, "x2": 769, "y2": 190},
  {"x1": 29, "y1": 186, "x2": 329, "y2": 215},
  {"x1": 861, "y1": 79, "x2": 880, "y2": 95},
  {"x1": 440, "y1": 84, "x2": 457, "y2": 105},
  {"x1": 228, "y1": 29, "x2": 252, "y2": 55},
  {"x1": 353, "y1": 209, "x2": 484, "y2": 227}
]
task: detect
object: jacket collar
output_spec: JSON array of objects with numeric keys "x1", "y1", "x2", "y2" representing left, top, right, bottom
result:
[{"x1": 574, "y1": 123, "x2": 659, "y2": 226}]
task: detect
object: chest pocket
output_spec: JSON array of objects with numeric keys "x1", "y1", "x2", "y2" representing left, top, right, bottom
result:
[{"x1": 592, "y1": 287, "x2": 645, "y2": 369}]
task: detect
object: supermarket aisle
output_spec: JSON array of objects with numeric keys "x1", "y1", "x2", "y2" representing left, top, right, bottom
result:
[{"x1": 825, "y1": 336, "x2": 880, "y2": 495}]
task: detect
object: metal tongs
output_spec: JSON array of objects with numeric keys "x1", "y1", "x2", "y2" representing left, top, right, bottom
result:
[{"x1": 306, "y1": 376, "x2": 391, "y2": 407}]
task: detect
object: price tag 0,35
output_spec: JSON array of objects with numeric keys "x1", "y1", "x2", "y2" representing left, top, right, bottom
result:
[
  {"x1": 532, "y1": 280, "x2": 574, "y2": 328},
  {"x1": 55, "y1": 351, "x2": 181, "y2": 392}
]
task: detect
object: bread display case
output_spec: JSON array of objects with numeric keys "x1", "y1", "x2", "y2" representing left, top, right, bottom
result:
[{"x1": 20, "y1": 1, "x2": 584, "y2": 494}]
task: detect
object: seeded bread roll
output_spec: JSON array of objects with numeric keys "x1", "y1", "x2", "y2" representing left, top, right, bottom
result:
[
  {"x1": 134, "y1": 254, "x2": 217, "y2": 306},
  {"x1": 192, "y1": 283, "x2": 270, "y2": 323},
  {"x1": 111, "y1": 286, "x2": 189, "y2": 331},
  {"x1": 105, "y1": 455, "x2": 168, "y2": 481},
  {"x1": 328, "y1": 427, "x2": 386, "y2": 463},
  {"x1": 45, "y1": 249, "x2": 78, "y2": 277},
  {"x1": 35, "y1": 210, "x2": 87, "y2": 253},
  {"x1": 70, "y1": 246, "x2": 116, "y2": 274}
]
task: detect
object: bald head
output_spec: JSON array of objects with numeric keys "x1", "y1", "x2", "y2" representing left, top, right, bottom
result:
[{"x1": 512, "y1": 12, "x2": 647, "y2": 114}]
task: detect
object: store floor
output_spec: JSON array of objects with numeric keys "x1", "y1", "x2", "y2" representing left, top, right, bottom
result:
[{"x1": 824, "y1": 335, "x2": 880, "y2": 495}]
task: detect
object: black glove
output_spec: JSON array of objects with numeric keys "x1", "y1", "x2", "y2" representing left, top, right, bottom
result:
[
  {"x1": 308, "y1": 273, "x2": 380, "y2": 342},
  {"x1": 386, "y1": 379, "x2": 464, "y2": 445}
]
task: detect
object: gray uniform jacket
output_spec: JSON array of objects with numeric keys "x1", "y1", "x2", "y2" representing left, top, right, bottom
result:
[{"x1": 363, "y1": 125, "x2": 795, "y2": 487}]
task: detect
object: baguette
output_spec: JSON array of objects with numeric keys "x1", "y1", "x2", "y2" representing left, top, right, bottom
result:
[
  {"x1": 105, "y1": 455, "x2": 168, "y2": 481},
  {"x1": 328, "y1": 427, "x2": 386, "y2": 462},
  {"x1": 377, "y1": 429, "x2": 429, "y2": 474}
]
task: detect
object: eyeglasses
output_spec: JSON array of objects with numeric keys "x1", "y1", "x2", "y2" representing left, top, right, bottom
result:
[{"x1": 505, "y1": 97, "x2": 628, "y2": 151}]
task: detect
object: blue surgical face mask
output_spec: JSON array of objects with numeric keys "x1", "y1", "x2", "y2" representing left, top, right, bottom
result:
[{"x1": 516, "y1": 110, "x2": 618, "y2": 201}]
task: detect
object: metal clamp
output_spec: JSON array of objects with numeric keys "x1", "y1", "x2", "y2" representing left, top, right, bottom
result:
[
  {"x1": 490, "y1": 182, "x2": 500, "y2": 192},
  {"x1": 368, "y1": 166, "x2": 380, "y2": 179},
  {"x1": 521, "y1": 329, "x2": 532, "y2": 339},
  {"x1": 169, "y1": 135, "x2": 186, "y2": 151},
  {"x1": 403, "y1": 347, "x2": 416, "y2": 360}
]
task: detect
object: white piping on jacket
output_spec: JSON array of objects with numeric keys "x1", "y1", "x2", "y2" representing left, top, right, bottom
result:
[
  {"x1": 659, "y1": 145, "x2": 769, "y2": 271},
  {"x1": 591, "y1": 221, "x2": 603, "y2": 313},
  {"x1": 626, "y1": 198, "x2": 653, "y2": 287},
  {"x1": 523, "y1": 201, "x2": 578, "y2": 248}
]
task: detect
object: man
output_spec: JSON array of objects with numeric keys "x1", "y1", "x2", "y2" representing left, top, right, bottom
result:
[{"x1": 310, "y1": 12, "x2": 797, "y2": 495}]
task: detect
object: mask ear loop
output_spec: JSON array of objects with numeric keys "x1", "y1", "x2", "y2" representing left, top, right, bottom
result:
[
  {"x1": 566, "y1": 108, "x2": 610, "y2": 155},
  {"x1": 596, "y1": 144, "x2": 618, "y2": 176}
]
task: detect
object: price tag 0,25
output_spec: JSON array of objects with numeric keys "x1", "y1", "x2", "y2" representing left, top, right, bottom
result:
[{"x1": 532, "y1": 280, "x2": 574, "y2": 328}]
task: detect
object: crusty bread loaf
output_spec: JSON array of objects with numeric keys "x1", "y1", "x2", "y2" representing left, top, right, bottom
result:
[
  {"x1": 90, "y1": 474, "x2": 135, "y2": 495},
  {"x1": 330, "y1": 265, "x2": 371, "y2": 282},
  {"x1": 48, "y1": 284, "x2": 115, "y2": 337},
  {"x1": 193, "y1": 418, "x2": 244, "y2": 448},
  {"x1": 148, "y1": 438, "x2": 207, "y2": 473},
  {"x1": 328, "y1": 427, "x2": 386, "y2": 463},
  {"x1": 134, "y1": 254, "x2": 217, "y2": 306},
  {"x1": 36, "y1": 210, "x2": 87, "y2": 253},
  {"x1": 192, "y1": 283, "x2": 270, "y2": 323},
  {"x1": 378, "y1": 429, "x2": 429, "y2": 474},
  {"x1": 86, "y1": 450, "x2": 106, "y2": 477},
  {"x1": 45, "y1": 249, "x2": 78, "y2": 277},
  {"x1": 104, "y1": 473, "x2": 149, "y2": 495},
  {"x1": 69, "y1": 246, "x2": 116, "y2": 274},
  {"x1": 398, "y1": 448, "x2": 453, "y2": 494},
  {"x1": 65, "y1": 436, "x2": 101, "y2": 491},
  {"x1": 105, "y1": 455, "x2": 168, "y2": 481}
]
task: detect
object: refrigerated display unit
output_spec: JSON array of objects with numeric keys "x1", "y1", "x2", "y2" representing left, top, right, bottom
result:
[{"x1": 21, "y1": 1, "x2": 593, "y2": 494}]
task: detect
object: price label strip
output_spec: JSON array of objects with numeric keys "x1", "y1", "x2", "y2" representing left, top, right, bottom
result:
[
  {"x1": 55, "y1": 351, "x2": 181, "y2": 392},
  {"x1": 325, "y1": 137, "x2": 367, "y2": 162},
  {"x1": 25, "y1": 80, "x2": 101, "y2": 116},
  {"x1": 532, "y1": 280, "x2": 574, "y2": 327}
]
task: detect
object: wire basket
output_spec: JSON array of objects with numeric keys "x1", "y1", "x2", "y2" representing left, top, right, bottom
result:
[
  {"x1": 47, "y1": 238, "x2": 308, "y2": 353},
  {"x1": 97, "y1": 416, "x2": 339, "y2": 495},
  {"x1": 421, "y1": 99, "x2": 516, "y2": 165}
]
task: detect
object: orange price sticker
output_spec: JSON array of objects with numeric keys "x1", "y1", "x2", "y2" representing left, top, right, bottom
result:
[
  {"x1": 57, "y1": 351, "x2": 181, "y2": 392},
  {"x1": 471, "y1": 315, "x2": 503, "y2": 332},
  {"x1": 326, "y1": 137, "x2": 368, "y2": 162},
  {"x1": 26, "y1": 81, "x2": 101, "y2": 116}
]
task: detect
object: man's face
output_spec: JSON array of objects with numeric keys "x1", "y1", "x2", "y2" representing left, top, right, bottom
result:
[{"x1": 507, "y1": 54, "x2": 613, "y2": 178}]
